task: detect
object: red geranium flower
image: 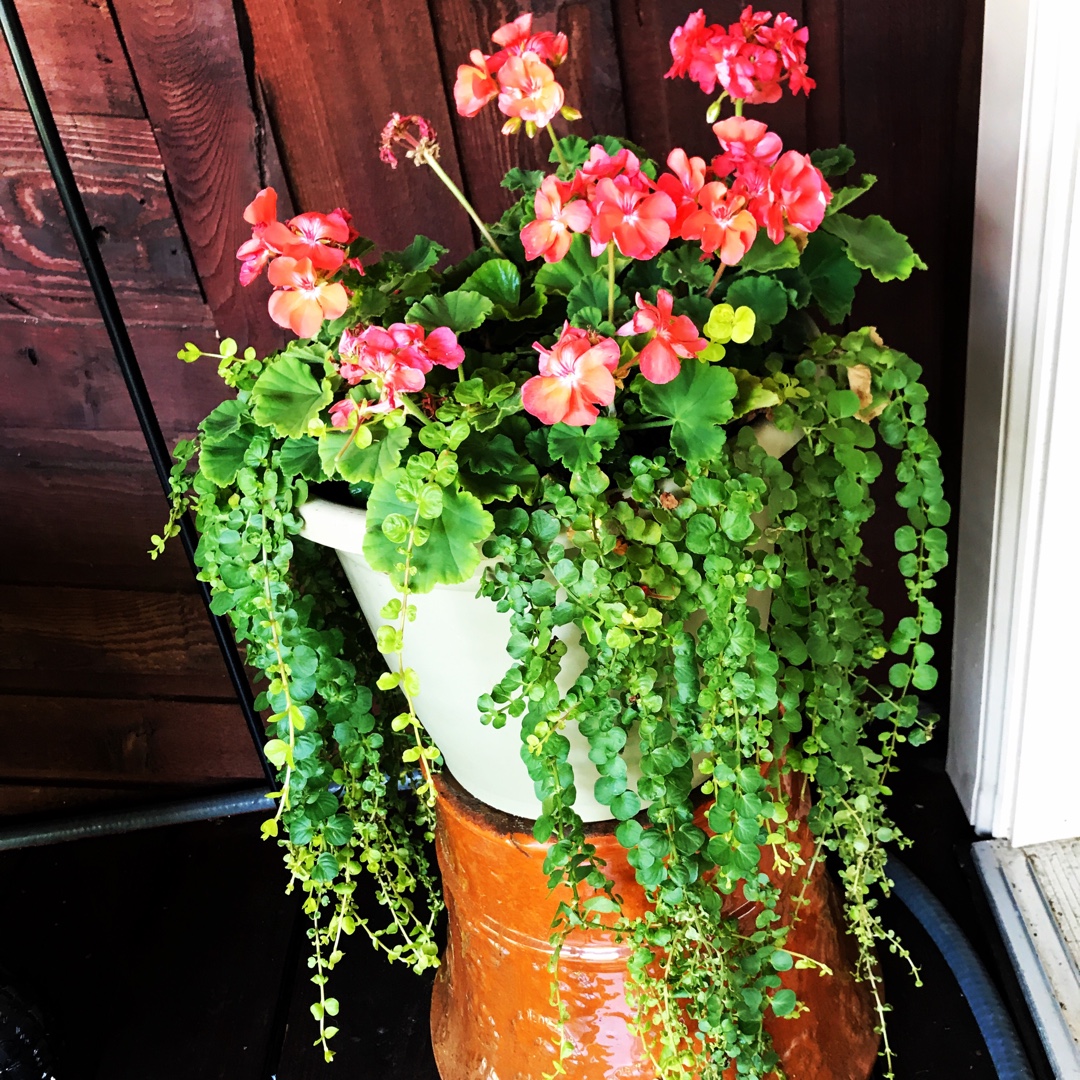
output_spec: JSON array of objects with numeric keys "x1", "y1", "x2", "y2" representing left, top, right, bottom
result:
[
  {"x1": 681, "y1": 182, "x2": 758, "y2": 265},
  {"x1": 590, "y1": 176, "x2": 676, "y2": 260},
  {"x1": 266, "y1": 257, "x2": 348, "y2": 339},
  {"x1": 521, "y1": 175, "x2": 593, "y2": 263},
  {"x1": 617, "y1": 289, "x2": 707, "y2": 385},
  {"x1": 521, "y1": 324, "x2": 619, "y2": 427}
]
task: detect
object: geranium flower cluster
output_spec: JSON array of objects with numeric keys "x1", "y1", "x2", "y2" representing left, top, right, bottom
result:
[
  {"x1": 453, "y1": 14, "x2": 578, "y2": 135},
  {"x1": 236, "y1": 187, "x2": 356, "y2": 338},
  {"x1": 331, "y1": 323, "x2": 464, "y2": 428},
  {"x1": 521, "y1": 117, "x2": 829, "y2": 268},
  {"x1": 667, "y1": 5, "x2": 814, "y2": 103}
]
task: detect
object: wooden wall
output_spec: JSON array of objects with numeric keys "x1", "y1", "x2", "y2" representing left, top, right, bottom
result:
[{"x1": 0, "y1": 0, "x2": 983, "y2": 814}]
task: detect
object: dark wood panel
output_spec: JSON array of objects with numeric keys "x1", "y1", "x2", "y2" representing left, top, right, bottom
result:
[
  {"x1": 1, "y1": 320, "x2": 233, "y2": 434},
  {"x1": 428, "y1": 0, "x2": 627, "y2": 223},
  {"x1": 0, "y1": 109, "x2": 203, "y2": 306},
  {"x1": 243, "y1": 0, "x2": 474, "y2": 258},
  {"x1": 0, "y1": 585, "x2": 234, "y2": 698},
  {"x1": 0, "y1": 452, "x2": 196, "y2": 590},
  {"x1": 0, "y1": 0, "x2": 143, "y2": 118},
  {"x1": 839, "y1": 0, "x2": 983, "y2": 709},
  {"x1": 109, "y1": 0, "x2": 290, "y2": 355},
  {"x1": 0, "y1": 695, "x2": 260, "y2": 784}
]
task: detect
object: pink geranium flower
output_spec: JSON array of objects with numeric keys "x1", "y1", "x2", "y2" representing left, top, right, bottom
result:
[
  {"x1": 489, "y1": 14, "x2": 568, "y2": 70},
  {"x1": 497, "y1": 54, "x2": 565, "y2": 130},
  {"x1": 236, "y1": 187, "x2": 282, "y2": 286},
  {"x1": 753, "y1": 150, "x2": 832, "y2": 243},
  {"x1": 617, "y1": 289, "x2": 707, "y2": 385},
  {"x1": 521, "y1": 175, "x2": 593, "y2": 263},
  {"x1": 266, "y1": 257, "x2": 348, "y2": 339},
  {"x1": 666, "y1": 10, "x2": 724, "y2": 94},
  {"x1": 681, "y1": 182, "x2": 758, "y2": 265},
  {"x1": 590, "y1": 176, "x2": 676, "y2": 260},
  {"x1": 336, "y1": 326, "x2": 427, "y2": 409},
  {"x1": 378, "y1": 323, "x2": 465, "y2": 372},
  {"x1": 263, "y1": 211, "x2": 351, "y2": 273},
  {"x1": 521, "y1": 324, "x2": 619, "y2": 427},
  {"x1": 454, "y1": 50, "x2": 499, "y2": 117},
  {"x1": 655, "y1": 148, "x2": 708, "y2": 233},
  {"x1": 711, "y1": 117, "x2": 783, "y2": 177},
  {"x1": 329, "y1": 396, "x2": 391, "y2": 430}
]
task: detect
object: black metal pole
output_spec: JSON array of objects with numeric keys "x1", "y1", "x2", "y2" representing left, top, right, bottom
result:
[{"x1": 0, "y1": 0, "x2": 274, "y2": 786}]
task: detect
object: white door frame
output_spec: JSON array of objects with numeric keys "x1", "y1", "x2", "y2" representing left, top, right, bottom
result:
[{"x1": 948, "y1": 0, "x2": 1080, "y2": 848}]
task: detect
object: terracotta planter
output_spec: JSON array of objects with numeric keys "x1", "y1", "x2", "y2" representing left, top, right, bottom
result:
[{"x1": 430, "y1": 770, "x2": 879, "y2": 1080}]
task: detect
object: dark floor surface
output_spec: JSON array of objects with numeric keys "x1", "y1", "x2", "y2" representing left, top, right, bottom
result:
[{"x1": 0, "y1": 743, "x2": 1054, "y2": 1079}]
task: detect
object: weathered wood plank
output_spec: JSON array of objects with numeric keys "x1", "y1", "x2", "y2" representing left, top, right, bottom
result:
[
  {"x1": 242, "y1": 0, "x2": 474, "y2": 258},
  {"x1": 0, "y1": 782, "x2": 165, "y2": 817},
  {"x1": 1, "y1": 320, "x2": 232, "y2": 433},
  {"x1": 108, "y1": 0, "x2": 290, "y2": 355},
  {"x1": 0, "y1": 0, "x2": 143, "y2": 118},
  {"x1": 0, "y1": 695, "x2": 261, "y2": 784},
  {"x1": 0, "y1": 109, "x2": 203, "y2": 307},
  {"x1": 0, "y1": 585, "x2": 235, "y2": 698},
  {"x1": 429, "y1": 0, "x2": 627, "y2": 224},
  {"x1": 0, "y1": 431, "x2": 199, "y2": 590}
]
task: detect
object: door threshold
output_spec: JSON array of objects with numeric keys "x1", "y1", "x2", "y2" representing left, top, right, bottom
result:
[{"x1": 973, "y1": 838, "x2": 1080, "y2": 1074}]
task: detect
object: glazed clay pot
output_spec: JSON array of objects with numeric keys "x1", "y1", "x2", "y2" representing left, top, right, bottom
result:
[{"x1": 430, "y1": 770, "x2": 879, "y2": 1080}]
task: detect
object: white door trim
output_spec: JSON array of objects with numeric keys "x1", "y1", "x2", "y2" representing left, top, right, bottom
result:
[{"x1": 949, "y1": 0, "x2": 1080, "y2": 847}]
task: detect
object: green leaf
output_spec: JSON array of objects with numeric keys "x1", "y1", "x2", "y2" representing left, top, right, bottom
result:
[
  {"x1": 823, "y1": 213, "x2": 927, "y2": 283},
  {"x1": 502, "y1": 168, "x2": 545, "y2": 193},
  {"x1": 460, "y1": 259, "x2": 544, "y2": 320},
  {"x1": 364, "y1": 473, "x2": 494, "y2": 592},
  {"x1": 200, "y1": 399, "x2": 245, "y2": 442},
  {"x1": 568, "y1": 276, "x2": 618, "y2": 326},
  {"x1": 406, "y1": 289, "x2": 494, "y2": 333},
  {"x1": 771, "y1": 988, "x2": 798, "y2": 1017},
  {"x1": 319, "y1": 422, "x2": 409, "y2": 485},
  {"x1": 311, "y1": 852, "x2": 340, "y2": 883},
  {"x1": 251, "y1": 357, "x2": 333, "y2": 438},
  {"x1": 547, "y1": 417, "x2": 620, "y2": 472},
  {"x1": 638, "y1": 362, "x2": 738, "y2": 464},
  {"x1": 828, "y1": 174, "x2": 877, "y2": 214},
  {"x1": 610, "y1": 790, "x2": 642, "y2": 820},
  {"x1": 800, "y1": 230, "x2": 862, "y2": 324},
  {"x1": 810, "y1": 145, "x2": 855, "y2": 178},
  {"x1": 457, "y1": 433, "x2": 539, "y2": 502},
  {"x1": 278, "y1": 436, "x2": 325, "y2": 481},
  {"x1": 827, "y1": 389, "x2": 861, "y2": 418},
  {"x1": 385, "y1": 235, "x2": 446, "y2": 274},
  {"x1": 534, "y1": 233, "x2": 602, "y2": 294},
  {"x1": 658, "y1": 245, "x2": 714, "y2": 290},
  {"x1": 739, "y1": 235, "x2": 801, "y2": 272},
  {"x1": 723, "y1": 275, "x2": 789, "y2": 342},
  {"x1": 199, "y1": 430, "x2": 249, "y2": 486}
]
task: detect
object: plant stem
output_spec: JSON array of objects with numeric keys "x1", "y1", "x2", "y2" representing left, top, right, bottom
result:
[
  {"x1": 623, "y1": 419, "x2": 674, "y2": 431},
  {"x1": 607, "y1": 242, "x2": 616, "y2": 324},
  {"x1": 547, "y1": 123, "x2": 569, "y2": 168},
  {"x1": 734, "y1": 98, "x2": 744, "y2": 117},
  {"x1": 421, "y1": 154, "x2": 505, "y2": 256},
  {"x1": 705, "y1": 261, "x2": 725, "y2": 298}
]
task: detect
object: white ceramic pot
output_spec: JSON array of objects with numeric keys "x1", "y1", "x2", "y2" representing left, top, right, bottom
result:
[
  {"x1": 299, "y1": 498, "x2": 625, "y2": 819},
  {"x1": 299, "y1": 420, "x2": 803, "y2": 821}
]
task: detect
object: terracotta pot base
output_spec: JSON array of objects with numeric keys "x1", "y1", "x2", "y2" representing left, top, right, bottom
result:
[{"x1": 430, "y1": 771, "x2": 879, "y2": 1080}]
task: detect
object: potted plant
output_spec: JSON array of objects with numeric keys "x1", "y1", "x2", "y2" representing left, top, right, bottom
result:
[{"x1": 156, "y1": 6, "x2": 946, "y2": 1078}]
